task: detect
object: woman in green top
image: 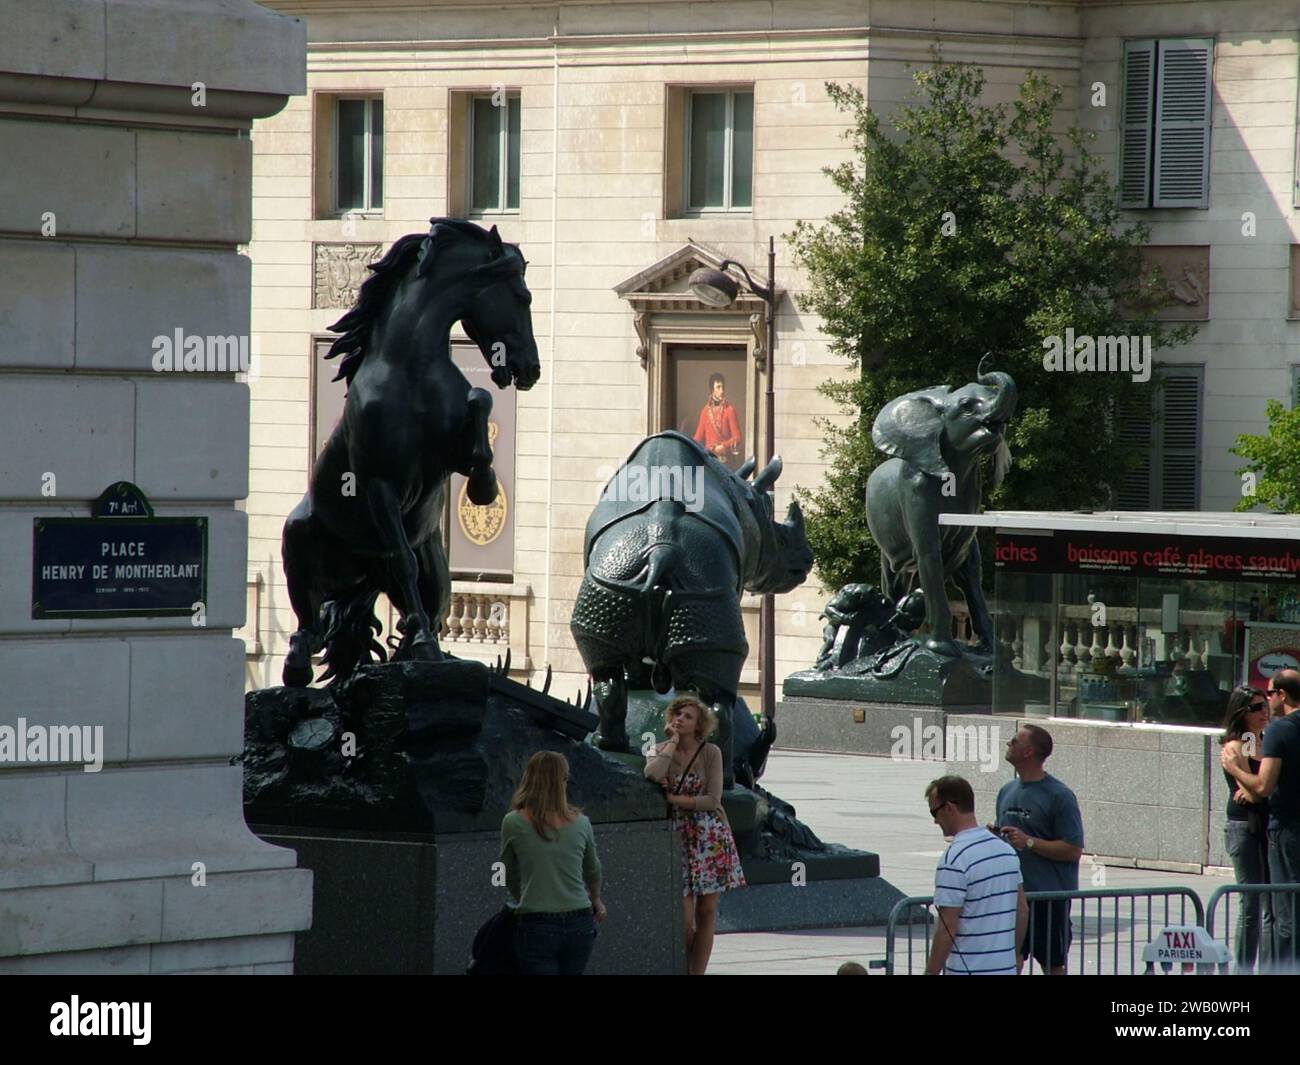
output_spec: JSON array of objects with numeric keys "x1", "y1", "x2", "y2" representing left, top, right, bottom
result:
[{"x1": 499, "y1": 751, "x2": 606, "y2": 975}]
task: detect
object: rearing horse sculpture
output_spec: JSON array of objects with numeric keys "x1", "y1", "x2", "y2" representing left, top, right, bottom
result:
[{"x1": 281, "y1": 218, "x2": 539, "y2": 687}]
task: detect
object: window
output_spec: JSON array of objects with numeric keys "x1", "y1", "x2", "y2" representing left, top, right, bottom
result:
[
  {"x1": 1116, "y1": 366, "x2": 1203, "y2": 509},
  {"x1": 468, "y1": 93, "x2": 520, "y2": 213},
  {"x1": 334, "y1": 97, "x2": 383, "y2": 213},
  {"x1": 685, "y1": 89, "x2": 753, "y2": 212},
  {"x1": 1291, "y1": 365, "x2": 1300, "y2": 408},
  {"x1": 1119, "y1": 39, "x2": 1213, "y2": 209}
]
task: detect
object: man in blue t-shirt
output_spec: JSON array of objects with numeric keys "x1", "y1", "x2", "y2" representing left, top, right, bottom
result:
[
  {"x1": 993, "y1": 724, "x2": 1084, "y2": 975},
  {"x1": 1223, "y1": 668, "x2": 1300, "y2": 971}
]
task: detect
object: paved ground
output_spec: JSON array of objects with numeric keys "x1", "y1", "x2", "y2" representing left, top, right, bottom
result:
[{"x1": 710, "y1": 750, "x2": 1234, "y2": 976}]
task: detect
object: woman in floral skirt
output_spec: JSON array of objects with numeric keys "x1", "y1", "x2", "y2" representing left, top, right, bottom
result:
[{"x1": 644, "y1": 695, "x2": 745, "y2": 974}]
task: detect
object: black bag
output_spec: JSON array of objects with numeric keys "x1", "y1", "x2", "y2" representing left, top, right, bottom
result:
[
  {"x1": 1247, "y1": 801, "x2": 1268, "y2": 841},
  {"x1": 466, "y1": 905, "x2": 518, "y2": 975}
]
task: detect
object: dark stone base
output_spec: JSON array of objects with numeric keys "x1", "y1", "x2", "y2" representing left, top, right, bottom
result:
[
  {"x1": 783, "y1": 644, "x2": 1048, "y2": 711},
  {"x1": 254, "y1": 821, "x2": 686, "y2": 975},
  {"x1": 784, "y1": 644, "x2": 991, "y2": 708},
  {"x1": 718, "y1": 874, "x2": 908, "y2": 934}
]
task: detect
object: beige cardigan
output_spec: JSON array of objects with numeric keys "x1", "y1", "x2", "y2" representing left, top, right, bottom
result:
[{"x1": 644, "y1": 739, "x2": 722, "y2": 813}]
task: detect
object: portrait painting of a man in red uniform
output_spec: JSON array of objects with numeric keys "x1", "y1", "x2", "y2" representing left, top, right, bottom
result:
[{"x1": 693, "y1": 372, "x2": 742, "y2": 469}]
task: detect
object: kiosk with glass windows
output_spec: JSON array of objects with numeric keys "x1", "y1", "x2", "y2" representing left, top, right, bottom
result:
[{"x1": 942, "y1": 511, "x2": 1300, "y2": 728}]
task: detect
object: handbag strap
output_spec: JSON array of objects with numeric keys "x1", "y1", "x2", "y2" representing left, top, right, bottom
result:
[{"x1": 673, "y1": 742, "x2": 706, "y2": 795}]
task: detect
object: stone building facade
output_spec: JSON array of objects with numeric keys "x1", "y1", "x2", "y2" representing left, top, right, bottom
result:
[
  {"x1": 0, "y1": 0, "x2": 309, "y2": 973},
  {"x1": 244, "y1": 0, "x2": 1300, "y2": 697}
]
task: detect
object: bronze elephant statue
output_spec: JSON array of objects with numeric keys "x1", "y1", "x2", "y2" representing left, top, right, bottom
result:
[{"x1": 865, "y1": 363, "x2": 1016, "y2": 658}]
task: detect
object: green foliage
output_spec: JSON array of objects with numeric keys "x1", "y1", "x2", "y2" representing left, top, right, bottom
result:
[
  {"x1": 788, "y1": 57, "x2": 1196, "y2": 591},
  {"x1": 1231, "y1": 400, "x2": 1300, "y2": 514}
]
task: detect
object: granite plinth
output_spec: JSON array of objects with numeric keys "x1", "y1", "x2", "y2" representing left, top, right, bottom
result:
[
  {"x1": 254, "y1": 820, "x2": 685, "y2": 975},
  {"x1": 718, "y1": 874, "x2": 908, "y2": 934}
]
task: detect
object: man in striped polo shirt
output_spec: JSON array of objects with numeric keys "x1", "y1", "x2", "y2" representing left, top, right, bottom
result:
[{"x1": 924, "y1": 775, "x2": 1028, "y2": 975}]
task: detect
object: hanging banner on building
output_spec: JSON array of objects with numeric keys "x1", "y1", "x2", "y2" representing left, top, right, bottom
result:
[
  {"x1": 448, "y1": 342, "x2": 515, "y2": 577},
  {"x1": 994, "y1": 529, "x2": 1300, "y2": 583}
]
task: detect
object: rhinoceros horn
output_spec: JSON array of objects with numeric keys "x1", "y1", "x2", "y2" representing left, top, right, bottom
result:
[
  {"x1": 752, "y1": 455, "x2": 783, "y2": 492},
  {"x1": 736, "y1": 456, "x2": 757, "y2": 480},
  {"x1": 785, "y1": 498, "x2": 805, "y2": 532}
]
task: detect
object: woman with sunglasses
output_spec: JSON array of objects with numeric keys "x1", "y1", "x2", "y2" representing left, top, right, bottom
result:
[{"x1": 1219, "y1": 684, "x2": 1273, "y2": 972}]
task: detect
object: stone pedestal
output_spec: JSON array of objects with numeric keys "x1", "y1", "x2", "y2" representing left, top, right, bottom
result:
[
  {"x1": 256, "y1": 821, "x2": 685, "y2": 975},
  {"x1": 244, "y1": 660, "x2": 687, "y2": 974},
  {"x1": 0, "y1": 1, "x2": 310, "y2": 973}
]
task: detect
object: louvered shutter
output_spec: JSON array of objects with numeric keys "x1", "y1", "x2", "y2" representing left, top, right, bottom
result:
[
  {"x1": 1292, "y1": 366, "x2": 1300, "y2": 409},
  {"x1": 1120, "y1": 40, "x2": 1157, "y2": 209},
  {"x1": 1153, "y1": 39, "x2": 1213, "y2": 208},
  {"x1": 1157, "y1": 369, "x2": 1202, "y2": 508},
  {"x1": 1116, "y1": 389, "x2": 1155, "y2": 509}
]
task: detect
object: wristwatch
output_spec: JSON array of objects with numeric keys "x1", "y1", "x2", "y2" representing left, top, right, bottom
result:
[{"x1": 1026, "y1": 837, "x2": 1036, "y2": 851}]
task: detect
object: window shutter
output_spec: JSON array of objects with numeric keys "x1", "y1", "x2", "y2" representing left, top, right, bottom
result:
[
  {"x1": 1156, "y1": 369, "x2": 1202, "y2": 508},
  {"x1": 369, "y1": 99, "x2": 383, "y2": 208},
  {"x1": 1116, "y1": 389, "x2": 1155, "y2": 509},
  {"x1": 1292, "y1": 365, "x2": 1300, "y2": 408},
  {"x1": 1153, "y1": 39, "x2": 1213, "y2": 208},
  {"x1": 1119, "y1": 40, "x2": 1157, "y2": 209}
]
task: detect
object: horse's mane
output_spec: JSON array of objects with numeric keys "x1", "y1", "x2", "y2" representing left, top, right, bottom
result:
[{"x1": 325, "y1": 218, "x2": 503, "y2": 385}]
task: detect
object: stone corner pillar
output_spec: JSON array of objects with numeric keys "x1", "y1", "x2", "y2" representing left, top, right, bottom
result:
[{"x1": 0, "y1": 0, "x2": 311, "y2": 974}]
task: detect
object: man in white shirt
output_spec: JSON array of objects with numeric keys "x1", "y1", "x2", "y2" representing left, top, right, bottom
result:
[{"x1": 924, "y1": 775, "x2": 1028, "y2": 975}]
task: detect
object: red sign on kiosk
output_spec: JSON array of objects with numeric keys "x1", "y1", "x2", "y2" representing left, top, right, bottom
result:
[{"x1": 995, "y1": 530, "x2": 1300, "y2": 583}]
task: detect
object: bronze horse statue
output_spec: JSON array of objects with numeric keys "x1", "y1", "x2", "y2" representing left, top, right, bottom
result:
[{"x1": 282, "y1": 218, "x2": 539, "y2": 686}]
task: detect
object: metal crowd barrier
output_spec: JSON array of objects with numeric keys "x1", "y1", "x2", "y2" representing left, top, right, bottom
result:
[
  {"x1": 1205, "y1": 882, "x2": 1300, "y2": 974},
  {"x1": 872, "y1": 886, "x2": 1205, "y2": 975}
]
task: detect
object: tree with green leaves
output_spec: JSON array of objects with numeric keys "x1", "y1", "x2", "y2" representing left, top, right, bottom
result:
[
  {"x1": 788, "y1": 57, "x2": 1196, "y2": 591},
  {"x1": 1232, "y1": 401, "x2": 1300, "y2": 514}
]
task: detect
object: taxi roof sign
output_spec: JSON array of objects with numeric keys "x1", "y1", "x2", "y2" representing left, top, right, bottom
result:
[{"x1": 1142, "y1": 925, "x2": 1230, "y2": 973}]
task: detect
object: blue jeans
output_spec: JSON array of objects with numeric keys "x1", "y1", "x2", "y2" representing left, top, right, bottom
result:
[
  {"x1": 1267, "y1": 824, "x2": 1300, "y2": 973},
  {"x1": 515, "y1": 909, "x2": 596, "y2": 975},
  {"x1": 1224, "y1": 820, "x2": 1271, "y2": 973}
]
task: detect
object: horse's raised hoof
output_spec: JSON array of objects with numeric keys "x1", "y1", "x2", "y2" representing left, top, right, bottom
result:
[
  {"x1": 467, "y1": 466, "x2": 497, "y2": 506},
  {"x1": 283, "y1": 657, "x2": 313, "y2": 688},
  {"x1": 283, "y1": 633, "x2": 315, "y2": 688},
  {"x1": 597, "y1": 735, "x2": 630, "y2": 753},
  {"x1": 409, "y1": 636, "x2": 445, "y2": 663}
]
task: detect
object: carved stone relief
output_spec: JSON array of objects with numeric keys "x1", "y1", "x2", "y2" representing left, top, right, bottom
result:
[
  {"x1": 1140, "y1": 245, "x2": 1210, "y2": 321},
  {"x1": 313, "y1": 242, "x2": 382, "y2": 309}
]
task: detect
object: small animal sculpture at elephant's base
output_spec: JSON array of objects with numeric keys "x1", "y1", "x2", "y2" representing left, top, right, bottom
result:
[
  {"x1": 570, "y1": 431, "x2": 814, "y2": 789},
  {"x1": 814, "y1": 584, "x2": 927, "y2": 672},
  {"x1": 866, "y1": 359, "x2": 1017, "y2": 660}
]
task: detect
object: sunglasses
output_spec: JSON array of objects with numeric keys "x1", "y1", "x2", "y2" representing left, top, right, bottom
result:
[
  {"x1": 929, "y1": 802, "x2": 948, "y2": 818},
  {"x1": 1268, "y1": 687, "x2": 1282, "y2": 696},
  {"x1": 1250, "y1": 702, "x2": 1268, "y2": 712}
]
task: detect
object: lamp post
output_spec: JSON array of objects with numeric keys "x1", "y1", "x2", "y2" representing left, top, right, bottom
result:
[{"x1": 688, "y1": 236, "x2": 778, "y2": 724}]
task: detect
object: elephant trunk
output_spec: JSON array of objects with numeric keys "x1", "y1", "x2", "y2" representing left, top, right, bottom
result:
[{"x1": 977, "y1": 369, "x2": 1017, "y2": 424}]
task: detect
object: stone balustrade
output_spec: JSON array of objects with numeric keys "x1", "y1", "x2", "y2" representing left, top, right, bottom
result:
[{"x1": 950, "y1": 600, "x2": 1233, "y2": 680}]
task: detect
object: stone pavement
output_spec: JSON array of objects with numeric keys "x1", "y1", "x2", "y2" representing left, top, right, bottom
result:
[{"x1": 711, "y1": 750, "x2": 1234, "y2": 976}]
